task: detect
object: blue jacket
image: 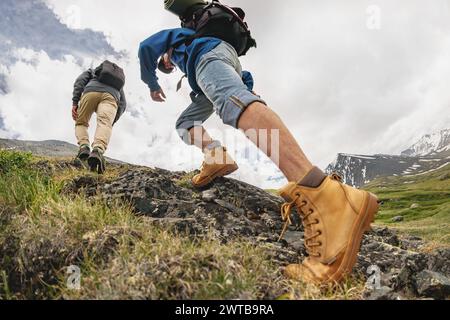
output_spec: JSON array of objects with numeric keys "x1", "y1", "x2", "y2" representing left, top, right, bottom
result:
[{"x1": 139, "y1": 28, "x2": 254, "y2": 94}]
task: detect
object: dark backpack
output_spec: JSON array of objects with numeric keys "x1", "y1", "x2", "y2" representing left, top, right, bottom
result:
[
  {"x1": 95, "y1": 60, "x2": 125, "y2": 91},
  {"x1": 179, "y1": 0, "x2": 256, "y2": 56}
]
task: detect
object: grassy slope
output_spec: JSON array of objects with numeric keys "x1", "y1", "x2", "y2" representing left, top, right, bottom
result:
[
  {"x1": 366, "y1": 163, "x2": 450, "y2": 245},
  {"x1": 0, "y1": 150, "x2": 364, "y2": 300}
]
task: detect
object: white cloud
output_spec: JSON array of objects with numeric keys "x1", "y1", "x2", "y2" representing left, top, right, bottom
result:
[{"x1": 0, "y1": 50, "x2": 80, "y2": 140}]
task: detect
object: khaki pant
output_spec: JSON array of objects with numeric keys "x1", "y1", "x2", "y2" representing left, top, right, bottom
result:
[{"x1": 75, "y1": 92, "x2": 118, "y2": 152}]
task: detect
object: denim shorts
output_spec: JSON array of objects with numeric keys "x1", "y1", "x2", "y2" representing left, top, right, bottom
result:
[{"x1": 176, "y1": 42, "x2": 265, "y2": 142}]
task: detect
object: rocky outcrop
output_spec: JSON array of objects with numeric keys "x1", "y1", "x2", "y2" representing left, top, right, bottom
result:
[
  {"x1": 67, "y1": 166, "x2": 289, "y2": 250},
  {"x1": 358, "y1": 230, "x2": 450, "y2": 300},
  {"x1": 59, "y1": 162, "x2": 450, "y2": 300}
]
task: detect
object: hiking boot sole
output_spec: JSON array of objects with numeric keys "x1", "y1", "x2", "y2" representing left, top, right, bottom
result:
[
  {"x1": 327, "y1": 192, "x2": 380, "y2": 283},
  {"x1": 78, "y1": 153, "x2": 90, "y2": 161},
  {"x1": 192, "y1": 163, "x2": 239, "y2": 188},
  {"x1": 73, "y1": 158, "x2": 88, "y2": 170},
  {"x1": 87, "y1": 156, "x2": 106, "y2": 174}
]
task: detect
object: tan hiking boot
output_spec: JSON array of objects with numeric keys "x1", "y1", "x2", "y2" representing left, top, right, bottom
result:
[
  {"x1": 192, "y1": 147, "x2": 239, "y2": 188},
  {"x1": 278, "y1": 167, "x2": 380, "y2": 284}
]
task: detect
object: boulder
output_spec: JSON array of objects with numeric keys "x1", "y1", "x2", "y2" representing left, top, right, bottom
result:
[
  {"x1": 415, "y1": 270, "x2": 450, "y2": 299},
  {"x1": 364, "y1": 286, "x2": 397, "y2": 300}
]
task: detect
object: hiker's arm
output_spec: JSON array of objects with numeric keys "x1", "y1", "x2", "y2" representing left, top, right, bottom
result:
[
  {"x1": 139, "y1": 29, "x2": 192, "y2": 102},
  {"x1": 139, "y1": 43, "x2": 161, "y2": 93},
  {"x1": 139, "y1": 29, "x2": 183, "y2": 92},
  {"x1": 242, "y1": 71, "x2": 254, "y2": 91},
  {"x1": 72, "y1": 69, "x2": 93, "y2": 106}
]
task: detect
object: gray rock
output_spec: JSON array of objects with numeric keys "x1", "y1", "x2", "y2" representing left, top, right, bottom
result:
[
  {"x1": 281, "y1": 230, "x2": 305, "y2": 253},
  {"x1": 427, "y1": 248, "x2": 450, "y2": 276},
  {"x1": 392, "y1": 253, "x2": 429, "y2": 295},
  {"x1": 214, "y1": 199, "x2": 245, "y2": 215},
  {"x1": 392, "y1": 216, "x2": 404, "y2": 222},
  {"x1": 202, "y1": 189, "x2": 217, "y2": 202},
  {"x1": 415, "y1": 270, "x2": 450, "y2": 299},
  {"x1": 365, "y1": 286, "x2": 395, "y2": 300}
]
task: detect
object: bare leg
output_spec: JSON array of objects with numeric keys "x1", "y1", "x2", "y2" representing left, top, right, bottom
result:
[
  {"x1": 188, "y1": 126, "x2": 215, "y2": 153},
  {"x1": 238, "y1": 102, "x2": 313, "y2": 182}
]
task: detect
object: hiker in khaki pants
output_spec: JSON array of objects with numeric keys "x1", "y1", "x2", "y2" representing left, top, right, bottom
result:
[
  {"x1": 72, "y1": 61, "x2": 126, "y2": 173},
  {"x1": 75, "y1": 92, "x2": 118, "y2": 152}
]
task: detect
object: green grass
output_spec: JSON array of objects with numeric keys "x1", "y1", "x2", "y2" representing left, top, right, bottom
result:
[
  {"x1": 175, "y1": 171, "x2": 197, "y2": 189},
  {"x1": 265, "y1": 189, "x2": 279, "y2": 196},
  {"x1": 366, "y1": 163, "x2": 450, "y2": 245},
  {"x1": 0, "y1": 150, "x2": 33, "y2": 173},
  {"x1": 0, "y1": 150, "x2": 365, "y2": 300}
]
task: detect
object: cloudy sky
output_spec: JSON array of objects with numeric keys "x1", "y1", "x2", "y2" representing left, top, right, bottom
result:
[{"x1": 1, "y1": 0, "x2": 450, "y2": 188}]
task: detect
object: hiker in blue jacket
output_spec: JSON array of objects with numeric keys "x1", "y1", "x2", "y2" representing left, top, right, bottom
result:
[
  {"x1": 139, "y1": 27, "x2": 264, "y2": 187},
  {"x1": 139, "y1": 1, "x2": 381, "y2": 286}
]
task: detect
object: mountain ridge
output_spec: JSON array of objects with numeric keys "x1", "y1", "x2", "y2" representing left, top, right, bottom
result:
[
  {"x1": 401, "y1": 129, "x2": 450, "y2": 157},
  {"x1": 327, "y1": 129, "x2": 450, "y2": 187},
  {"x1": 0, "y1": 138, "x2": 123, "y2": 163}
]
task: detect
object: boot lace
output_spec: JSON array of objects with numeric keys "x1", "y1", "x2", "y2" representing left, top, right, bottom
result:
[
  {"x1": 331, "y1": 173, "x2": 343, "y2": 182},
  {"x1": 279, "y1": 193, "x2": 322, "y2": 257}
]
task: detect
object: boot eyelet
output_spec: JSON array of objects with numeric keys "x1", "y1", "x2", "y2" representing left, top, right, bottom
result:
[
  {"x1": 315, "y1": 219, "x2": 319, "y2": 224},
  {"x1": 318, "y1": 230, "x2": 322, "y2": 236}
]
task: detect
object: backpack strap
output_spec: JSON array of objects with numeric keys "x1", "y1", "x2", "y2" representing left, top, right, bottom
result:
[{"x1": 214, "y1": 3, "x2": 250, "y2": 33}]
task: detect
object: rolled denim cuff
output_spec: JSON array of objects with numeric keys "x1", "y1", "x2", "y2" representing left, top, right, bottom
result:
[{"x1": 222, "y1": 90, "x2": 266, "y2": 128}]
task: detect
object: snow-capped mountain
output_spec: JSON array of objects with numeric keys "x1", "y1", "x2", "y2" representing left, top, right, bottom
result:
[
  {"x1": 401, "y1": 129, "x2": 450, "y2": 157},
  {"x1": 326, "y1": 129, "x2": 450, "y2": 187}
]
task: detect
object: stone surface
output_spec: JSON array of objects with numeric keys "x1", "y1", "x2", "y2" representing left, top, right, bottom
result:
[
  {"x1": 415, "y1": 270, "x2": 450, "y2": 299},
  {"x1": 202, "y1": 189, "x2": 217, "y2": 202},
  {"x1": 364, "y1": 286, "x2": 396, "y2": 300}
]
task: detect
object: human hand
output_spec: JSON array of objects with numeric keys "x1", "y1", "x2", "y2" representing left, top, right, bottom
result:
[
  {"x1": 150, "y1": 88, "x2": 167, "y2": 102},
  {"x1": 163, "y1": 52, "x2": 175, "y2": 71},
  {"x1": 158, "y1": 50, "x2": 175, "y2": 74},
  {"x1": 72, "y1": 105, "x2": 78, "y2": 121}
]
